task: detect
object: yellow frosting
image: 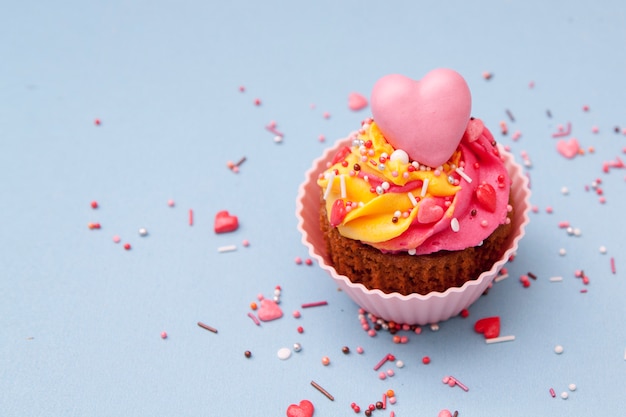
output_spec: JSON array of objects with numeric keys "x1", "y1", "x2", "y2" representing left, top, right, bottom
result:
[{"x1": 318, "y1": 121, "x2": 462, "y2": 244}]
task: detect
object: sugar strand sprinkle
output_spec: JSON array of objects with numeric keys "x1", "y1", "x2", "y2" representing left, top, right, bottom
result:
[
  {"x1": 197, "y1": 321, "x2": 218, "y2": 333},
  {"x1": 310, "y1": 380, "x2": 334, "y2": 401}
]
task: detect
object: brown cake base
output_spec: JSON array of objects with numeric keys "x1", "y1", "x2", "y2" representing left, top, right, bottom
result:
[{"x1": 320, "y1": 204, "x2": 512, "y2": 296}]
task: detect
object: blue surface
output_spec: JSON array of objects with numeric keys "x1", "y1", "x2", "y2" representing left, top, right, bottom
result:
[{"x1": 2, "y1": 1, "x2": 626, "y2": 416}]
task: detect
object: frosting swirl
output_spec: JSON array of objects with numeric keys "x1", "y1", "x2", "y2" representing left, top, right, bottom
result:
[{"x1": 318, "y1": 118, "x2": 511, "y2": 255}]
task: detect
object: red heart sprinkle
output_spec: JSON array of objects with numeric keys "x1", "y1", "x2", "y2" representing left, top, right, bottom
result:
[
  {"x1": 257, "y1": 299, "x2": 283, "y2": 322},
  {"x1": 330, "y1": 199, "x2": 347, "y2": 227},
  {"x1": 214, "y1": 210, "x2": 239, "y2": 233},
  {"x1": 474, "y1": 316, "x2": 501, "y2": 339},
  {"x1": 475, "y1": 183, "x2": 497, "y2": 213},
  {"x1": 286, "y1": 400, "x2": 314, "y2": 417}
]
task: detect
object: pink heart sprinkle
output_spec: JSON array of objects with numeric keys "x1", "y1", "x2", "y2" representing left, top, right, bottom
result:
[
  {"x1": 348, "y1": 92, "x2": 368, "y2": 111},
  {"x1": 371, "y1": 69, "x2": 471, "y2": 167},
  {"x1": 286, "y1": 400, "x2": 315, "y2": 417},
  {"x1": 257, "y1": 299, "x2": 283, "y2": 322},
  {"x1": 556, "y1": 138, "x2": 580, "y2": 159},
  {"x1": 417, "y1": 198, "x2": 444, "y2": 224},
  {"x1": 214, "y1": 210, "x2": 239, "y2": 233}
]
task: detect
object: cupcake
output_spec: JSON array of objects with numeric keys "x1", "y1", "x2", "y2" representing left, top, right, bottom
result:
[{"x1": 297, "y1": 69, "x2": 530, "y2": 325}]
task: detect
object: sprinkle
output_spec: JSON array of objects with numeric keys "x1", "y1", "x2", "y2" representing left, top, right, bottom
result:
[
  {"x1": 528, "y1": 272, "x2": 537, "y2": 280},
  {"x1": 373, "y1": 353, "x2": 392, "y2": 371},
  {"x1": 277, "y1": 347, "x2": 291, "y2": 360},
  {"x1": 549, "y1": 388, "x2": 556, "y2": 398},
  {"x1": 568, "y1": 383, "x2": 577, "y2": 391},
  {"x1": 485, "y1": 335, "x2": 516, "y2": 344},
  {"x1": 138, "y1": 227, "x2": 148, "y2": 237},
  {"x1": 189, "y1": 209, "x2": 193, "y2": 226},
  {"x1": 217, "y1": 245, "x2": 237, "y2": 253},
  {"x1": 247, "y1": 312, "x2": 260, "y2": 326},
  {"x1": 611, "y1": 257, "x2": 616, "y2": 274},
  {"x1": 90, "y1": 201, "x2": 98, "y2": 209},
  {"x1": 561, "y1": 392, "x2": 569, "y2": 400},
  {"x1": 407, "y1": 192, "x2": 418, "y2": 207},
  {"x1": 323, "y1": 172, "x2": 336, "y2": 200},
  {"x1": 310, "y1": 380, "x2": 334, "y2": 401},
  {"x1": 552, "y1": 122, "x2": 571, "y2": 138},
  {"x1": 197, "y1": 321, "x2": 218, "y2": 334},
  {"x1": 339, "y1": 174, "x2": 346, "y2": 198},
  {"x1": 321, "y1": 356, "x2": 330, "y2": 366},
  {"x1": 167, "y1": 199, "x2": 175, "y2": 207},
  {"x1": 420, "y1": 178, "x2": 429, "y2": 197},
  {"x1": 554, "y1": 345, "x2": 564, "y2": 354},
  {"x1": 450, "y1": 218, "x2": 460, "y2": 232},
  {"x1": 506, "y1": 109, "x2": 515, "y2": 122},
  {"x1": 549, "y1": 276, "x2": 563, "y2": 282},
  {"x1": 112, "y1": 235, "x2": 120, "y2": 243},
  {"x1": 301, "y1": 301, "x2": 328, "y2": 308},
  {"x1": 123, "y1": 243, "x2": 131, "y2": 250},
  {"x1": 454, "y1": 167, "x2": 473, "y2": 183},
  {"x1": 244, "y1": 350, "x2": 252, "y2": 358},
  {"x1": 160, "y1": 331, "x2": 167, "y2": 339}
]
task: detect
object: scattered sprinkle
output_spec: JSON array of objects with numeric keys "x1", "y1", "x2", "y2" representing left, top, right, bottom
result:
[
  {"x1": 554, "y1": 345, "x2": 564, "y2": 354},
  {"x1": 310, "y1": 380, "x2": 334, "y2": 401},
  {"x1": 549, "y1": 276, "x2": 563, "y2": 282},
  {"x1": 138, "y1": 227, "x2": 148, "y2": 237},
  {"x1": 160, "y1": 331, "x2": 167, "y2": 339},
  {"x1": 485, "y1": 335, "x2": 516, "y2": 344},
  {"x1": 301, "y1": 301, "x2": 328, "y2": 309},
  {"x1": 247, "y1": 312, "x2": 260, "y2": 326},
  {"x1": 277, "y1": 347, "x2": 291, "y2": 360},
  {"x1": 197, "y1": 321, "x2": 218, "y2": 334},
  {"x1": 217, "y1": 245, "x2": 237, "y2": 253}
]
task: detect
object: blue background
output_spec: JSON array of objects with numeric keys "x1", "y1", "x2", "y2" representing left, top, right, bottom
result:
[{"x1": 2, "y1": 0, "x2": 626, "y2": 415}]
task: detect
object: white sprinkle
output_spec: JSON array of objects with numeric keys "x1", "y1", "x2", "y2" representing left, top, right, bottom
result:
[
  {"x1": 395, "y1": 360, "x2": 404, "y2": 368},
  {"x1": 573, "y1": 228, "x2": 582, "y2": 236},
  {"x1": 599, "y1": 245, "x2": 607, "y2": 254},
  {"x1": 549, "y1": 276, "x2": 563, "y2": 282},
  {"x1": 217, "y1": 245, "x2": 237, "y2": 253},
  {"x1": 430, "y1": 323, "x2": 439, "y2": 332},
  {"x1": 454, "y1": 167, "x2": 473, "y2": 183},
  {"x1": 339, "y1": 174, "x2": 346, "y2": 198},
  {"x1": 561, "y1": 186, "x2": 569, "y2": 195},
  {"x1": 559, "y1": 248, "x2": 566, "y2": 256},
  {"x1": 277, "y1": 347, "x2": 292, "y2": 360},
  {"x1": 381, "y1": 181, "x2": 390, "y2": 191},
  {"x1": 390, "y1": 149, "x2": 409, "y2": 164},
  {"x1": 494, "y1": 272, "x2": 509, "y2": 282},
  {"x1": 561, "y1": 392, "x2": 569, "y2": 400},
  {"x1": 273, "y1": 135, "x2": 283, "y2": 143},
  {"x1": 407, "y1": 248, "x2": 416, "y2": 256},
  {"x1": 568, "y1": 383, "x2": 577, "y2": 391},
  {"x1": 407, "y1": 192, "x2": 418, "y2": 207},
  {"x1": 554, "y1": 345, "x2": 564, "y2": 354},
  {"x1": 420, "y1": 178, "x2": 429, "y2": 197},
  {"x1": 450, "y1": 218, "x2": 460, "y2": 232},
  {"x1": 323, "y1": 172, "x2": 336, "y2": 200},
  {"x1": 138, "y1": 227, "x2": 148, "y2": 236},
  {"x1": 485, "y1": 335, "x2": 516, "y2": 344}
]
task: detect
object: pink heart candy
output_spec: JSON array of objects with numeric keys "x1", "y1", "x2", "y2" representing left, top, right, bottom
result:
[
  {"x1": 556, "y1": 138, "x2": 580, "y2": 159},
  {"x1": 286, "y1": 400, "x2": 314, "y2": 417},
  {"x1": 214, "y1": 210, "x2": 239, "y2": 233},
  {"x1": 257, "y1": 299, "x2": 283, "y2": 322},
  {"x1": 348, "y1": 92, "x2": 368, "y2": 111},
  {"x1": 417, "y1": 198, "x2": 444, "y2": 224},
  {"x1": 371, "y1": 69, "x2": 471, "y2": 167}
]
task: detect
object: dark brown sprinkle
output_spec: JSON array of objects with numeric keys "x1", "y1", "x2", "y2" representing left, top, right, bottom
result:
[
  {"x1": 376, "y1": 401, "x2": 383, "y2": 409},
  {"x1": 374, "y1": 323, "x2": 382, "y2": 331},
  {"x1": 491, "y1": 140, "x2": 497, "y2": 147},
  {"x1": 528, "y1": 272, "x2": 537, "y2": 280},
  {"x1": 389, "y1": 327, "x2": 398, "y2": 335},
  {"x1": 244, "y1": 350, "x2": 251, "y2": 358},
  {"x1": 506, "y1": 109, "x2": 515, "y2": 122},
  {"x1": 470, "y1": 209, "x2": 477, "y2": 217},
  {"x1": 353, "y1": 163, "x2": 361, "y2": 171},
  {"x1": 365, "y1": 410, "x2": 372, "y2": 417},
  {"x1": 392, "y1": 216, "x2": 398, "y2": 223},
  {"x1": 453, "y1": 411, "x2": 459, "y2": 417},
  {"x1": 615, "y1": 126, "x2": 621, "y2": 133},
  {"x1": 342, "y1": 346, "x2": 350, "y2": 354}
]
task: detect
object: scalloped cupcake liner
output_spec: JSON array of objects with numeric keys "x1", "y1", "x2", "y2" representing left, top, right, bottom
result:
[{"x1": 297, "y1": 137, "x2": 531, "y2": 325}]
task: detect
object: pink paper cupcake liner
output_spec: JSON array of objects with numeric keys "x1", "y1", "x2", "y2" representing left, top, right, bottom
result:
[{"x1": 296, "y1": 137, "x2": 531, "y2": 325}]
